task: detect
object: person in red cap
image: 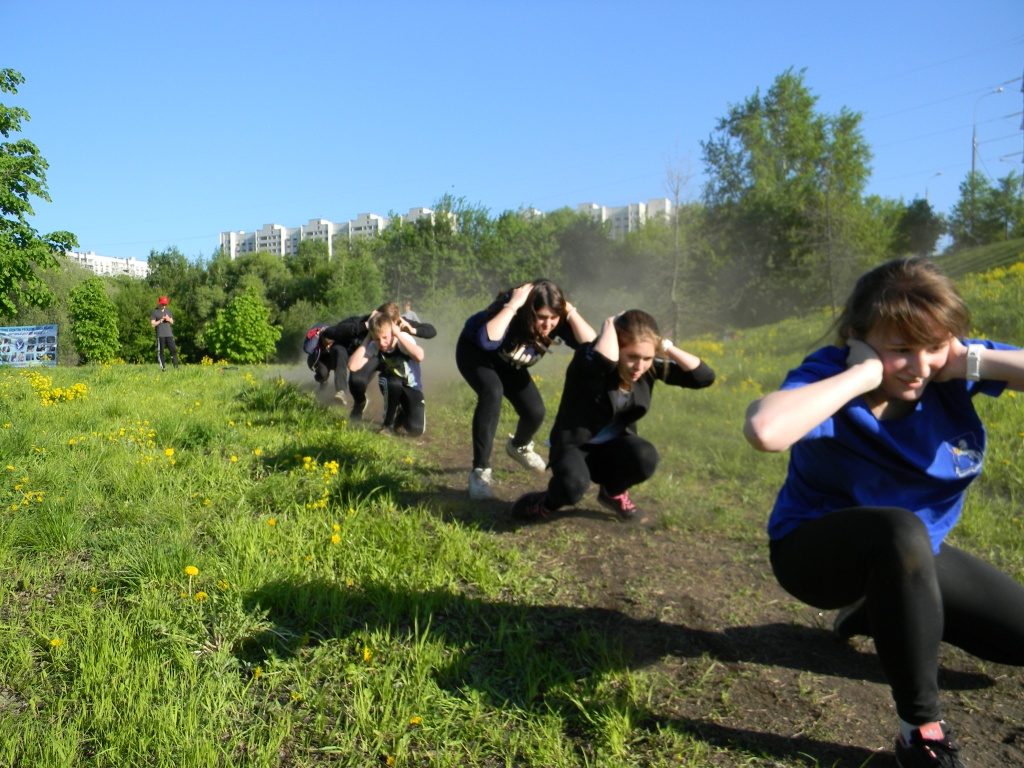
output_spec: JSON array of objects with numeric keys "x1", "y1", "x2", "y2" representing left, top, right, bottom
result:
[{"x1": 150, "y1": 295, "x2": 179, "y2": 370}]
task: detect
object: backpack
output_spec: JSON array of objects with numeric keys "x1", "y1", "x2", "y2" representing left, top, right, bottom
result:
[{"x1": 303, "y1": 324, "x2": 328, "y2": 355}]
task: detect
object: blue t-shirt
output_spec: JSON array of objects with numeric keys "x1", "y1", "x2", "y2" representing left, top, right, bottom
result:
[{"x1": 767, "y1": 340, "x2": 1014, "y2": 553}]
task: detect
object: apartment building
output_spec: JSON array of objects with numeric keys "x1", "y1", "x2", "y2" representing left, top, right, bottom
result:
[
  {"x1": 65, "y1": 250, "x2": 150, "y2": 279},
  {"x1": 218, "y1": 208, "x2": 449, "y2": 261},
  {"x1": 577, "y1": 198, "x2": 674, "y2": 239}
]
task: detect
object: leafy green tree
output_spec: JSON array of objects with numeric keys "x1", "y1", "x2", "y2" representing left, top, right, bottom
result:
[
  {"x1": 201, "y1": 287, "x2": 281, "y2": 364},
  {"x1": 948, "y1": 171, "x2": 1023, "y2": 248},
  {"x1": 894, "y1": 198, "x2": 945, "y2": 256},
  {"x1": 110, "y1": 275, "x2": 158, "y2": 363},
  {"x1": 68, "y1": 277, "x2": 120, "y2": 363},
  {"x1": 700, "y1": 68, "x2": 872, "y2": 324},
  {"x1": 0, "y1": 69, "x2": 77, "y2": 318},
  {"x1": 325, "y1": 240, "x2": 383, "y2": 318}
]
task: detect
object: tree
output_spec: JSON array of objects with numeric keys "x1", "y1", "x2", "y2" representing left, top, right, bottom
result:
[
  {"x1": 700, "y1": 69, "x2": 872, "y2": 324},
  {"x1": 0, "y1": 69, "x2": 77, "y2": 318},
  {"x1": 68, "y1": 277, "x2": 120, "y2": 363},
  {"x1": 894, "y1": 198, "x2": 945, "y2": 256},
  {"x1": 110, "y1": 275, "x2": 158, "y2": 363},
  {"x1": 201, "y1": 287, "x2": 281, "y2": 364},
  {"x1": 948, "y1": 171, "x2": 1024, "y2": 249}
]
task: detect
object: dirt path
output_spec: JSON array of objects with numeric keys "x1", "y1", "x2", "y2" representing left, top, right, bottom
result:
[{"x1": 400, "y1": 423, "x2": 1024, "y2": 768}]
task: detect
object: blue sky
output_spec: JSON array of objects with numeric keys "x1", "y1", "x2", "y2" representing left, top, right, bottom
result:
[{"x1": 5, "y1": 1, "x2": 1023, "y2": 260}]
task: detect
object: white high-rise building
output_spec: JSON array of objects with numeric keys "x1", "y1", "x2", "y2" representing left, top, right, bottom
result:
[
  {"x1": 65, "y1": 250, "x2": 149, "y2": 278},
  {"x1": 218, "y1": 207, "x2": 454, "y2": 260},
  {"x1": 577, "y1": 198, "x2": 673, "y2": 239}
]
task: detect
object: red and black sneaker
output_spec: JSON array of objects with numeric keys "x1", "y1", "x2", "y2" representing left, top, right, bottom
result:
[
  {"x1": 895, "y1": 722, "x2": 964, "y2": 768},
  {"x1": 510, "y1": 491, "x2": 551, "y2": 521},
  {"x1": 597, "y1": 486, "x2": 638, "y2": 520}
]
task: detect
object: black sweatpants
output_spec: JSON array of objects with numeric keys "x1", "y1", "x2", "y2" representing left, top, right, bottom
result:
[
  {"x1": 380, "y1": 376, "x2": 426, "y2": 436},
  {"x1": 770, "y1": 506, "x2": 1024, "y2": 724},
  {"x1": 546, "y1": 435, "x2": 659, "y2": 510},
  {"x1": 156, "y1": 336, "x2": 178, "y2": 369},
  {"x1": 455, "y1": 336, "x2": 545, "y2": 469}
]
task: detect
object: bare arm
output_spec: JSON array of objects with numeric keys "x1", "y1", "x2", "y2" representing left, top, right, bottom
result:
[
  {"x1": 744, "y1": 340, "x2": 883, "y2": 452},
  {"x1": 935, "y1": 337, "x2": 1024, "y2": 392},
  {"x1": 659, "y1": 340, "x2": 702, "y2": 371},
  {"x1": 395, "y1": 330, "x2": 424, "y2": 362},
  {"x1": 593, "y1": 315, "x2": 619, "y2": 361},
  {"x1": 484, "y1": 283, "x2": 532, "y2": 342},
  {"x1": 564, "y1": 301, "x2": 597, "y2": 344}
]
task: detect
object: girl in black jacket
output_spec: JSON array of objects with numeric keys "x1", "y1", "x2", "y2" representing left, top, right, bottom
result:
[{"x1": 511, "y1": 309, "x2": 715, "y2": 520}]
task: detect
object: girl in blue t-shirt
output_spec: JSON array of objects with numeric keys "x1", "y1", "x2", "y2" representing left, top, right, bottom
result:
[{"x1": 744, "y1": 257, "x2": 1024, "y2": 768}]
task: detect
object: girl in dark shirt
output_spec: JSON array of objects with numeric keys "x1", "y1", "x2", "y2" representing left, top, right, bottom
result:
[
  {"x1": 456, "y1": 279, "x2": 596, "y2": 500},
  {"x1": 511, "y1": 309, "x2": 714, "y2": 520}
]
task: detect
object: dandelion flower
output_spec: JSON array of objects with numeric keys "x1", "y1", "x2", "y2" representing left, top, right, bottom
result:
[
  {"x1": 164, "y1": 447, "x2": 175, "y2": 458},
  {"x1": 217, "y1": 579, "x2": 229, "y2": 590},
  {"x1": 332, "y1": 523, "x2": 341, "y2": 532},
  {"x1": 330, "y1": 533, "x2": 341, "y2": 545},
  {"x1": 229, "y1": 455, "x2": 238, "y2": 463},
  {"x1": 362, "y1": 646, "x2": 372, "y2": 663},
  {"x1": 253, "y1": 666, "x2": 263, "y2": 680},
  {"x1": 194, "y1": 591, "x2": 208, "y2": 602},
  {"x1": 266, "y1": 518, "x2": 277, "y2": 527},
  {"x1": 184, "y1": 565, "x2": 199, "y2": 577},
  {"x1": 253, "y1": 447, "x2": 263, "y2": 456},
  {"x1": 385, "y1": 756, "x2": 395, "y2": 767},
  {"x1": 50, "y1": 637, "x2": 63, "y2": 648},
  {"x1": 409, "y1": 715, "x2": 422, "y2": 726},
  {"x1": 89, "y1": 586, "x2": 98, "y2": 594}
]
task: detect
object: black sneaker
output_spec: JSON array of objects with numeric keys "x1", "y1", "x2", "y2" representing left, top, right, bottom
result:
[
  {"x1": 597, "y1": 486, "x2": 638, "y2": 520},
  {"x1": 895, "y1": 722, "x2": 964, "y2": 768},
  {"x1": 510, "y1": 491, "x2": 551, "y2": 521}
]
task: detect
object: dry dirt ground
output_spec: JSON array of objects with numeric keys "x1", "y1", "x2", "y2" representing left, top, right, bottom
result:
[{"x1": 316, "y1": 384, "x2": 1024, "y2": 768}]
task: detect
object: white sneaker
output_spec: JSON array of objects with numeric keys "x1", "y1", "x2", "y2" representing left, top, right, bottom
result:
[
  {"x1": 505, "y1": 437, "x2": 547, "y2": 473},
  {"x1": 468, "y1": 467, "x2": 495, "y2": 500}
]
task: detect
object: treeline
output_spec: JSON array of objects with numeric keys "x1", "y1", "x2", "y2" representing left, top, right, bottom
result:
[{"x1": 5, "y1": 69, "x2": 1023, "y2": 365}]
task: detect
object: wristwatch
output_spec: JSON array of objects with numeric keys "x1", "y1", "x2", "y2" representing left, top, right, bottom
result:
[{"x1": 966, "y1": 344, "x2": 983, "y2": 382}]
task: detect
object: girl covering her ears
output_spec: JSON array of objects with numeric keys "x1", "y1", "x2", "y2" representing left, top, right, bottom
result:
[
  {"x1": 743, "y1": 257, "x2": 1024, "y2": 768},
  {"x1": 349, "y1": 312, "x2": 426, "y2": 436},
  {"x1": 511, "y1": 309, "x2": 715, "y2": 521},
  {"x1": 456, "y1": 279, "x2": 596, "y2": 500}
]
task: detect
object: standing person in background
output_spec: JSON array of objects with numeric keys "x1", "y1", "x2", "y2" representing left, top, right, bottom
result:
[
  {"x1": 401, "y1": 300, "x2": 420, "y2": 324},
  {"x1": 150, "y1": 295, "x2": 179, "y2": 370},
  {"x1": 744, "y1": 257, "x2": 1024, "y2": 768},
  {"x1": 511, "y1": 309, "x2": 714, "y2": 521},
  {"x1": 456, "y1": 279, "x2": 596, "y2": 501},
  {"x1": 349, "y1": 312, "x2": 426, "y2": 436}
]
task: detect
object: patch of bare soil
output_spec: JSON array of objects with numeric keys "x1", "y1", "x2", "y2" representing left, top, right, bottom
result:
[{"x1": 397, "y1": 424, "x2": 1024, "y2": 768}]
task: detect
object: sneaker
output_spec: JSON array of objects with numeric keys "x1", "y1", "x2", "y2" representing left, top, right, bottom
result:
[
  {"x1": 468, "y1": 467, "x2": 495, "y2": 500},
  {"x1": 334, "y1": 390, "x2": 351, "y2": 407},
  {"x1": 895, "y1": 722, "x2": 963, "y2": 768},
  {"x1": 597, "y1": 486, "x2": 638, "y2": 520},
  {"x1": 511, "y1": 491, "x2": 551, "y2": 521},
  {"x1": 505, "y1": 437, "x2": 547, "y2": 473},
  {"x1": 833, "y1": 597, "x2": 867, "y2": 640},
  {"x1": 378, "y1": 425, "x2": 395, "y2": 436}
]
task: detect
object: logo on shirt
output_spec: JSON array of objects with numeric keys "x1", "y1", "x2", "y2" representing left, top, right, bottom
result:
[{"x1": 949, "y1": 435, "x2": 984, "y2": 478}]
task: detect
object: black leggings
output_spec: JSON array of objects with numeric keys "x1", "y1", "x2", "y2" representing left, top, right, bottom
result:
[
  {"x1": 156, "y1": 336, "x2": 178, "y2": 368},
  {"x1": 315, "y1": 346, "x2": 375, "y2": 413},
  {"x1": 546, "y1": 435, "x2": 659, "y2": 510},
  {"x1": 456, "y1": 336, "x2": 544, "y2": 469},
  {"x1": 770, "y1": 506, "x2": 1024, "y2": 724}
]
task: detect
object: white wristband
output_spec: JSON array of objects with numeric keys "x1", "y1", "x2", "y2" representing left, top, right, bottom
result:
[{"x1": 966, "y1": 344, "x2": 983, "y2": 382}]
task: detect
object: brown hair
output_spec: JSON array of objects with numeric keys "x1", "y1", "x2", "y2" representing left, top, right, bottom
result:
[
  {"x1": 375, "y1": 302, "x2": 401, "y2": 323},
  {"x1": 836, "y1": 257, "x2": 969, "y2": 347},
  {"x1": 614, "y1": 309, "x2": 661, "y2": 348},
  {"x1": 498, "y1": 278, "x2": 568, "y2": 346},
  {"x1": 614, "y1": 309, "x2": 667, "y2": 377}
]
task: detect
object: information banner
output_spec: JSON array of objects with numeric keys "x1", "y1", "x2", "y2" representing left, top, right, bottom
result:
[{"x1": 0, "y1": 325, "x2": 58, "y2": 367}]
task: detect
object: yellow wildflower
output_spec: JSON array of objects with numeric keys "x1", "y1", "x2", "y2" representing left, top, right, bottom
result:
[
  {"x1": 229, "y1": 455, "x2": 238, "y2": 463},
  {"x1": 184, "y1": 565, "x2": 199, "y2": 577},
  {"x1": 409, "y1": 715, "x2": 422, "y2": 726},
  {"x1": 362, "y1": 646, "x2": 372, "y2": 663},
  {"x1": 194, "y1": 591, "x2": 208, "y2": 602},
  {"x1": 50, "y1": 637, "x2": 63, "y2": 648},
  {"x1": 164, "y1": 447, "x2": 175, "y2": 458},
  {"x1": 253, "y1": 447, "x2": 263, "y2": 456},
  {"x1": 331, "y1": 533, "x2": 341, "y2": 545},
  {"x1": 266, "y1": 518, "x2": 277, "y2": 527}
]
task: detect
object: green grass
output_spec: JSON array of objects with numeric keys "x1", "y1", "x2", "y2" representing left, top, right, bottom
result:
[{"x1": 1, "y1": 260, "x2": 1022, "y2": 766}]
